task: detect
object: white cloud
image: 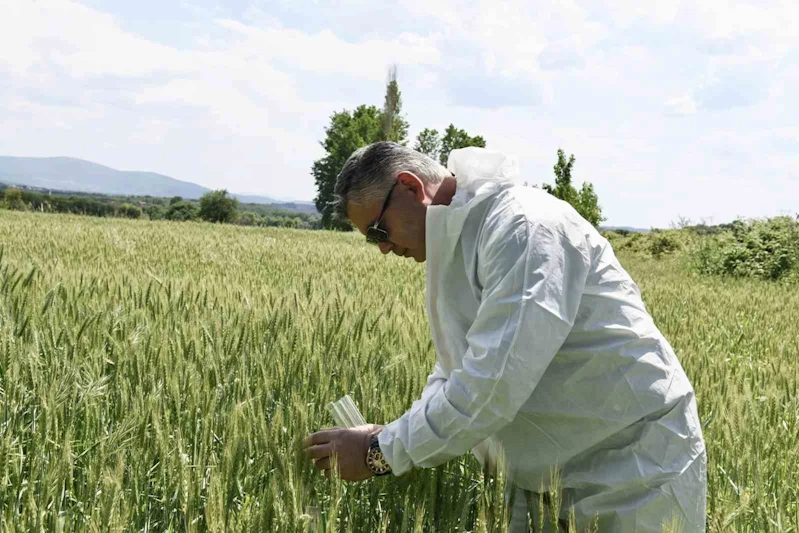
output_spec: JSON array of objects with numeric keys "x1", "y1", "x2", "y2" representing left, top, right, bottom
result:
[
  {"x1": 538, "y1": 36, "x2": 586, "y2": 71},
  {"x1": 664, "y1": 96, "x2": 698, "y2": 116},
  {"x1": 0, "y1": 0, "x2": 797, "y2": 226}
]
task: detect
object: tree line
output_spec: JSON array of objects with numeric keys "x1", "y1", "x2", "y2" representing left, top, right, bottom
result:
[
  {"x1": 312, "y1": 68, "x2": 604, "y2": 229},
  {"x1": 0, "y1": 186, "x2": 322, "y2": 229}
]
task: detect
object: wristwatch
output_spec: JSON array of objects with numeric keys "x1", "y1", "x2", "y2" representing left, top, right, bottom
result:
[{"x1": 365, "y1": 434, "x2": 391, "y2": 476}]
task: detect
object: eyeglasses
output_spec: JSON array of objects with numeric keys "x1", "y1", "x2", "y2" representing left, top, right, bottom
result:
[{"x1": 365, "y1": 181, "x2": 398, "y2": 245}]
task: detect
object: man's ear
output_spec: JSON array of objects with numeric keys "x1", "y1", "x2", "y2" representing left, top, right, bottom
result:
[{"x1": 397, "y1": 171, "x2": 427, "y2": 203}]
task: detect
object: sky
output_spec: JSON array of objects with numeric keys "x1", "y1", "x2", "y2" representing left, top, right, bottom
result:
[{"x1": 1, "y1": 1, "x2": 797, "y2": 228}]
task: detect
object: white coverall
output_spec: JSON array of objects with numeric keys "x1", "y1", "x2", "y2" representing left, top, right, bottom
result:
[{"x1": 377, "y1": 148, "x2": 707, "y2": 532}]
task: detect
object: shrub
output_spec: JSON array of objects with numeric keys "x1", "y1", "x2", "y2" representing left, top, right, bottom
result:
[
  {"x1": 145, "y1": 205, "x2": 166, "y2": 220},
  {"x1": 2, "y1": 188, "x2": 27, "y2": 211},
  {"x1": 237, "y1": 212, "x2": 258, "y2": 226},
  {"x1": 649, "y1": 234, "x2": 680, "y2": 258},
  {"x1": 119, "y1": 204, "x2": 142, "y2": 219},
  {"x1": 691, "y1": 217, "x2": 799, "y2": 282},
  {"x1": 165, "y1": 201, "x2": 198, "y2": 221},
  {"x1": 199, "y1": 190, "x2": 238, "y2": 223}
]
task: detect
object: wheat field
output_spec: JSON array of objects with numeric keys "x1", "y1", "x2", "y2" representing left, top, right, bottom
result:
[{"x1": 0, "y1": 210, "x2": 797, "y2": 532}]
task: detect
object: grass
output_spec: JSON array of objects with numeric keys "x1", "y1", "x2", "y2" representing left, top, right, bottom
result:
[{"x1": 0, "y1": 210, "x2": 797, "y2": 531}]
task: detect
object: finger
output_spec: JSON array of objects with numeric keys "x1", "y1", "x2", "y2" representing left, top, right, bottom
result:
[
  {"x1": 314, "y1": 457, "x2": 331, "y2": 471},
  {"x1": 304, "y1": 444, "x2": 333, "y2": 459},
  {"x1": 302, "y1": 429, "x2": 338, "y2": 448}
]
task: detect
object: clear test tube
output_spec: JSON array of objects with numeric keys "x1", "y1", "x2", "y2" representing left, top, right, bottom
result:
[{"x1": 325, "y1": 394, "x2": 366, "y2": 428}]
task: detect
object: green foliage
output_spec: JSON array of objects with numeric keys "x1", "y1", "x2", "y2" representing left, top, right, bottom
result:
[
  {"x1": 413, "y1": 128, "x2": 442, "y2": 161},
  {"x1": 2, "y1": 187, "x2": 27, "y2": 211},
  {"x1": 0, "y1": 185, "x2": 320, "y2": 229},
  {"x1": 118, "y1": 203, "x2": 142, "y2": 219},
  {"x1": 376, "y1": 66, "x2": 409, "y2": 144},
  {"x1": 691, "y1": 217, "x2": 799, "y2": 282},
  {"x1": 199, "y1": 189, "x2": 239, "y2": 223},
  {"x1": 144, "y1": 204, "x2": 166, "y2": 220},
  {"x1": 439, "y1": 124, "x2": 486, "y2": 167},
  {"x1": 165, "y1": 200, "x2": 197, "y2": 221},
  {"x1": 648, "y1": 233, "x2": 680, "y2": 258},
  {"x1": 237, "y1": 211, "x2": 258, "y2": 226},
  {"x1": 1, "y1": 210, "x2": 797, "y2": 531},
  {"x1": 313, "y1": 73, "x2": 408, "y2": 230},
  {"x1": 541, "y1": 149, "x2": 605, "y2": 227},
  {"x1": 607, "y1": 229, "x2": 695, "y2": 259}
]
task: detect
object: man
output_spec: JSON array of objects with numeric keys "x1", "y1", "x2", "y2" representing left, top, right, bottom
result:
[{"x1": 303, "y1": 142, "x2": 706, "y2": 532}]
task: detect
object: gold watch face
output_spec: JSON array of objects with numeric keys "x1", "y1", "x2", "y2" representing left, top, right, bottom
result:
[{"x1": 367, "y1": 448, "x2": 391, "y2": 474}]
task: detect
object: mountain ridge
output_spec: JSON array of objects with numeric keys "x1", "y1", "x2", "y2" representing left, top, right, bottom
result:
[{"x1": 0, "y1": 156, "x2": 315, "y2": 211}]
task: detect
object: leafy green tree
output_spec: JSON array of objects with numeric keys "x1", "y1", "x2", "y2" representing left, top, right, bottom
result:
[
  {"x1": 313, "y1": 105, "x2": 382, "y2": 229},
  {"x1": 165, "y1": 201, "x2": 197, "y2": 221},
  {"x1": 145, "y1": 204, "x2": 166, "y2": 220},
  {"x1": 376, "y1": 66, "x2": 409, "y2": 144},
  {"x1": 119, "y1": 203, "x2": 142, "y2": 219},
  {"x1": 170, "y1": 196, "x2": 183, "y2": 205},
  {"x1": 2, "y1": 188, "x2": 27, "y2": 211},
  {"x1": 439, "y1": 124, "x2": 486, "y2": 166},
  {"x1": 237, "y1": 211, "x2": 258, "y2": 226},
  {"x1": 414, "y1": 128, "x2": 441, "y2": 161},
  {"x1": 541, "y1": 149, "x2": 605, "y2": 227},
  {"x1": 198, "y1": 189, "x2": 239, "y2": 223},
  {"x1": 313, "y1": 70, "x2": 409, "y2": 230}
]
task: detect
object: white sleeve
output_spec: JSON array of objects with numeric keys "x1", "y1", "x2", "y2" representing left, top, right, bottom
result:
[
  {"x1": 379, "y1": 206, "x2": 589, "y2": 476},
  {"x1": 420, "y1": 362, "x2": 448, "y2": 402}
]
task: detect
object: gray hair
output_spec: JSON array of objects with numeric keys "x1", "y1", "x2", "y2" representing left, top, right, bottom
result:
[{"x1": 333, "y1": 142, "x2": 450, "y2": 222}]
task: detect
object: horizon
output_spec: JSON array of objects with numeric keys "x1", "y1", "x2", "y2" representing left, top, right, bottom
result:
[
  {"x1": 0, "y1": 154, "x2": 313, "y2": 205},
  {"x1": 2, "y1": 1, "x2": 797, "y2": 228}
]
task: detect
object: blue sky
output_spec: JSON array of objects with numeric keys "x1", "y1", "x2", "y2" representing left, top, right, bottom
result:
[{"x1": 1, "y1": 1, "x2": 797, "y2": 227}]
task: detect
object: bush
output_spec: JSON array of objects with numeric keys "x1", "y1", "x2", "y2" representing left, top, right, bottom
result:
[
  {"x1": 165, "y1": 201, "x2": 198, "y2": 221},
  {"x1": 1, "y1": 188, "x2": 27, "y2": 211},
  {"x1": 688, "y1": 224, "x2": 723, "y2": 237},
  {"x1": 145, "y1": 205, "x2": 166, "y2": 220},
  {"x1": 691, "y1": 217, "x2": 799, "y2": 282},
  {"x1": 649, "y1": 234, "x2": 680, "y2": 258},
  {"x1": 237, "y1": 212, "x2": 258, "y2": 226},
  {"x1": 119, "y1": 204, "x2": 142, "y2": 219},
  {"x1": 199, "y1": 190, "x2": 238, "y2": 223}
]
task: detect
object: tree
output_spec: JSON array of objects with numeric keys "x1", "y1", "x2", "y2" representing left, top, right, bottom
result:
[
  {"x1": 439, "y1": 124, "x2": 486, "y2": 167},
  {"x1": 145, "y1": 204, "x2": 166, "y2": 220},
  {"x1": 1, "y1": 188, "x2": 26, "y2": 211},
  {"x1": 119, "y1": 203, "x2": 142, "y2": 219},
  {"x1": 237, "y1": 211, "x2": 258, "y2": 226},
  {"x1": 414, "y1": 128, "x2": 441, "y2": 161},
  {"x1": 165, "y1": 201, "x2": 197, "y2": 221},
  {"x1": 541, "y1": 149, "x2": 605, "y2": 227},
  {"x1": 198, "y1": 189, "x2": 239, "y2": 223},
  {"x1": 312, "y1": 68, "x2": 409, "y2": 230},
  {"x1": 376, "y1": 65, "x2": 409, "y2": 144}
]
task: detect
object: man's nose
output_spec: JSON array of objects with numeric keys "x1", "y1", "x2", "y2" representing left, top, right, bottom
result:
[{"x1": 378, "y1": 241, "x2": 393, "y2": 255}]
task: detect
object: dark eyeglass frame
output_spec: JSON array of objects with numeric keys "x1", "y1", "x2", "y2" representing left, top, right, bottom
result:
[{"x1": 365, "y1": 181, "x2": 398, "y2": 245}]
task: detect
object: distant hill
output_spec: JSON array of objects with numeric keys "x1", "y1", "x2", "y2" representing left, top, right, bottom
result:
[
  {"x1": 235, "y1": 194, "x2": 318, "y2": 214},
  {"x1": 0, "y1": 156, "x2": 317, "y2": 213},
  {"x1": 0, "y1": 156, "x2": 213, "y2": 199},
  {"x1": 601, "y1": 225, "x2": 650, "y2": 233}
]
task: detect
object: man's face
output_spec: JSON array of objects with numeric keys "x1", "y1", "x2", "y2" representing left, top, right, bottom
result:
[{"x1": 348, "y1": 173, "x2": 430, "y2": 263}]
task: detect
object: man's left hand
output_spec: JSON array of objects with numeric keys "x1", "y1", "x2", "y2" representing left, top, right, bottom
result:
[{"x1": 302, "y1": 424, "x2": 384, "y2": 481}]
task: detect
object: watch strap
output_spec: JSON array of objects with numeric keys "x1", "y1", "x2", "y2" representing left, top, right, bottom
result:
[{"x1": 366, "y1": 434, "x2": 391, "y2": 476}]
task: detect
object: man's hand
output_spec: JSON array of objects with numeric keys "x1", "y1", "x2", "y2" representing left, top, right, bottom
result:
[{"x1": 302, "y1": 424, "x2": 384, "y2": 481}]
